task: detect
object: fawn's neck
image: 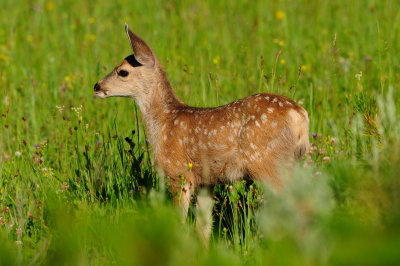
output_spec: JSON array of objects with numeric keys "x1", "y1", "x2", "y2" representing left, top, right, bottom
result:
[{"x1": 135, "y1": 67, "x2": 185, "y2": 144}]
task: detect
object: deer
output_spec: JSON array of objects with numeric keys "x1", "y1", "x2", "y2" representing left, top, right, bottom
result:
[{"x1": 94, "y1": 24, "x2": 309, "y2": 244}]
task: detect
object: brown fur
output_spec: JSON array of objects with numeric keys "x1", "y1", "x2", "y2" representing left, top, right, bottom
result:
[{"x1": 94, "y1": 25, "x2": 310, "y2": 242}]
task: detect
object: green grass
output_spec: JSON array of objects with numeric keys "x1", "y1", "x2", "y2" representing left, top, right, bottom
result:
[{"x1": 1, "y1": 0, "x2": 400, "y2": 265}]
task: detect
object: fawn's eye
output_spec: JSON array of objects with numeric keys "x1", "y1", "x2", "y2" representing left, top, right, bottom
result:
[{"x1": 118, "y1": 70, "x2": 129, "y2": 77}]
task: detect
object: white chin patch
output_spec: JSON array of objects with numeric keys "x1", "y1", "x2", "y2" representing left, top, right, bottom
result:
[{"x1": 94, "y1": 91, "x2": 108, "y2": 98}]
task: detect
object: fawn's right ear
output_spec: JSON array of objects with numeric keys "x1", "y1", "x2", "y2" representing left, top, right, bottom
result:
[{"x1": 125, "y1": 24, "x2": 155, "y2": 67}]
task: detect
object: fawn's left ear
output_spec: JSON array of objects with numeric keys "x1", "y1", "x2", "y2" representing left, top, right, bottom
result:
[{"x1": 125, "y1": 24, "x2": 155, "y2": 67}]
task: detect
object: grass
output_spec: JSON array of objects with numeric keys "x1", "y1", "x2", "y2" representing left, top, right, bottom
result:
[{"x1": 1, "y1": 0, "x2": 400, "y2": 265}]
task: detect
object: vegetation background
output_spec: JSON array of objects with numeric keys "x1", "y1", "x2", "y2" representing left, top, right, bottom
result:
[{"x1": 1, "y1": 0, "x2": 400, "y2": 265}]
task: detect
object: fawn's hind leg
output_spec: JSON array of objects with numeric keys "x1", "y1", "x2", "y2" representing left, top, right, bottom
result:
[{"x1": 195, "y1": 188, "x2": 214, "y2": 246}]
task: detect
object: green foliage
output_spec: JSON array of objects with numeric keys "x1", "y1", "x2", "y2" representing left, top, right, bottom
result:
[{"x1": 1, "y1": 0, "x2": 400, "y2": 265}]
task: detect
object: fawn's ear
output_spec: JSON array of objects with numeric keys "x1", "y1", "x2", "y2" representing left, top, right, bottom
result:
[{"x1": 125, "y1": 24, "x2": 155, "y2": 67}]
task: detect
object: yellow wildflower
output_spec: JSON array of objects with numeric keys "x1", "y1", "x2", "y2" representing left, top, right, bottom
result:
[
  {"x1": 187, "y1": 162, "x2": 193, "y2": 171},
  {"x1": 278, "y1": 40, "x2": 284, "y2": 47},
  {"x1": 213, "y1": 56, "x2": 220, "y2": 65},
  {"x1": 301, "y1": 65, "x2": 307, "y2": 71},
  {"x1": 45, "y1": 1, "x2": 54, "y2": 11},
  {"x1": 88, "y1": 17, "x2": 95, "y2": 24},
  {"x1": 276, "y1": 10, "x2": 285, "y2": 20},
  {"x1": 89, "y1": 34, "x2": 96, "y2": 41},
  {"x1": 348, "y1": 51, "x2": 354, "y2": 58},
  {"x1": 0, "y1": 54, "x2": 8, "y2": 61},
  {"x1": 280, "y1": 59, "x2": 285, "y2": 65}
]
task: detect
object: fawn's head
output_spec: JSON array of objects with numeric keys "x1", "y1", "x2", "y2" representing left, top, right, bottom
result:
[{"x1": 94, "y1": 24, "x2": 158, "y2": 99}]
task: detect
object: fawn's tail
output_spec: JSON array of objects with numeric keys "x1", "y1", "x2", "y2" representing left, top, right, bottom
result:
[{"x1": 293, "y1": 108, "x2": 310, "y2": 160}]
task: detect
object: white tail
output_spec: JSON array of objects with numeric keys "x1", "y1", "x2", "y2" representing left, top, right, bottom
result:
[{"x1": 94, "y1": 24, "x2": 310, "y2": 243}]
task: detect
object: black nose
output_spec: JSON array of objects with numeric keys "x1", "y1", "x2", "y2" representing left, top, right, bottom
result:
[{"x1": 94, "y1": 83, "x2": 100, "y2": 92}]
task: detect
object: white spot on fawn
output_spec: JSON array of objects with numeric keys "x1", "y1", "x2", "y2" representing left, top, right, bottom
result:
[
  {"x1": 278, "y1": 102, "x2": 283, "y2": 107},
  {"x1": 174, "y1": 119, "x2": 179, "y2": 126},
  {"x1": 266, "y1": 139, "x2": 278, "y2": 152},
  {"x1": 272, "y1": 98, "x2": 278, "y2": 103},
  {"x1": 255, "y1": 120, "x2": 260, "y2": 127},
  {"x1": 199, "y1": 141, "x2": 206, "y2": 150},
  {"x1": 261, "y1": 114, "x2": 267, "y2": 123},
  {"x1": 271, "y1": 120, "x2": 278, "y2": 128},
  {"x1": 250, "y1": 142, "x2": 256, "y2": 150},
  {"x1": 215, "y1": 144, "x2": 227, "y2": 150},
  {"x1": 267, "y1": 107, "x2": 274, "y2": 113}
]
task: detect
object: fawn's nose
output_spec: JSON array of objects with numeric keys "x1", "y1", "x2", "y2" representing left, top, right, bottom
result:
[{"x1": 94, "y1": 83, "x2": 100, "y2": 92}]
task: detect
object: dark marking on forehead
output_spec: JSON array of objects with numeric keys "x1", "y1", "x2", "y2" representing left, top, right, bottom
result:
[{"x1": 124, "y1": 54, "x2": 142, "y2": 67}]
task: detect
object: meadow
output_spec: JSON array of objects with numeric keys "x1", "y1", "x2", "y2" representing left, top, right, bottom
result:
[{"x1": 1, "y1": 0, "x2": 400, "y2": 265}]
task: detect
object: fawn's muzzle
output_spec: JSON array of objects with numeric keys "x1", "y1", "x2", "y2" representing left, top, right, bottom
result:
[{"x1": 94, "y1": 83, "x2": 100, "y2": 92}]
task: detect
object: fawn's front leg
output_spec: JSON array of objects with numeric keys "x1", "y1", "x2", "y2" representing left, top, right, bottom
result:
[{"x1": 173, "y1": 182, "x2": 193, "y2": 223}]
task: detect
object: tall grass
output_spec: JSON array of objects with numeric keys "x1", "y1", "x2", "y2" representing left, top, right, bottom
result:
[{"x1": 1, "y1": 0, "x2": 400, "y2": 265}]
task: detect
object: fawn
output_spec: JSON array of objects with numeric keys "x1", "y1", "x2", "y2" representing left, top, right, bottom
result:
[{"x1": 94, "y1": 24, "x2": 309, "y2": 243}]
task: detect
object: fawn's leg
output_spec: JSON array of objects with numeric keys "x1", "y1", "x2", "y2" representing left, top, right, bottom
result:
[
  {"x1": 175, "y1": 183, "x2": 193, "y2": 223},
  {"x1": 195, "y1": 188, "x2": 214, "y2": 246}
]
